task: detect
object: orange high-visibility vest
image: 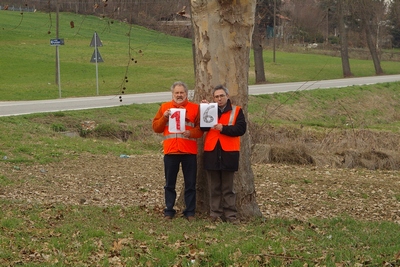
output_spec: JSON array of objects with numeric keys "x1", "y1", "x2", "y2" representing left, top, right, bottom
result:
[
  {"x1": 162, "y1": 102, "x2": 198, "y2": 154},
  {"x1": 204, "y1": 105, "x2": 241, "y2": 152}
]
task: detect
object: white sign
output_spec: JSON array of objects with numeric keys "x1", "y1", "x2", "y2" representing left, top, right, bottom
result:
[
  {"x1": 168, "y1": 108, "x2": 186, "y2": 133},
  {"x1": 200, "y1": 103, "x2": 218, "y2": 127}
]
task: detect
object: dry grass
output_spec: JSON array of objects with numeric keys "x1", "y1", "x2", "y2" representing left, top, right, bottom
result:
[{"x1": 250, "y1": 125, "x2": 400, "y2": 170}]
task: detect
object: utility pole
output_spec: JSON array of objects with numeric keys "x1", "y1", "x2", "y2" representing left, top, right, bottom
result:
[
  {"x1": 273, "y1": 0, "x2": 276, "y2": 63},
  {"x1": 55, "y1": 0, "x2": 59, "y2": 85},
  {"x1": 55, "y1": 0, "x2": 61, "y2": 98}
]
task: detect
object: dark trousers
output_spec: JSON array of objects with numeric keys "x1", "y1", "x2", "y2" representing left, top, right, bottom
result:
[
  {"x1": 207, "y1": 170, "x2": 237, "y2": 220},
  {"x1": 163, "y1": 154, "x2": 197, "y2": 217}
]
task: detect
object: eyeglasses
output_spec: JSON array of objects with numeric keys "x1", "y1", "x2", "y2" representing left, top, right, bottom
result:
[{"x1": 214, "y1": 94, "x2": 226, "y2": 99}]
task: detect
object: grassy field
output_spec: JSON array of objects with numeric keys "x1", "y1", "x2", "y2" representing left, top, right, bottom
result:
[
  {"x1": 1, "y1": 10, "x2": 400, "y2": 267},
  {"x1": 1, "y1": 82, "x2": 400, "y2": 165},
  {"x1": 1, "y1": 10, "x2": 194, "y2": 100},
  {"x1": 1, "y1": 10, "x2": 400, "y2": 101}
]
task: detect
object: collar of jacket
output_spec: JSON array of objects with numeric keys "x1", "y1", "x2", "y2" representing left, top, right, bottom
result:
[
  {"x1": 172, "y1": 99, "x2": 188, "y2": 108},
  {"x1": 219, "y1": 99, "x2": 232, "y2": 115}
]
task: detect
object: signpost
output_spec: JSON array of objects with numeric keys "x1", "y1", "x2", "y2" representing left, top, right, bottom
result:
[
  {"x1": 50, "y1": 38, "x2": 64, "y2": 98},
  {"x1": 54, "y1": 0, "x2": 61, "y2": 98},
  {"x1": 90, "y1": 32, "x2": 103, "y2": 96}
]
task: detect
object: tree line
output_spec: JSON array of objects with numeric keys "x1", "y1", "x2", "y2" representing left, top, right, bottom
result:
[
  {"x1": 252, "y1": 0, "x2": 400, "y2": 82},
  {"x1": 4, "y1": 1, "x2": 399, "y2": 86},
  {"x1": 2, "y1": 0, "x2": 190, "y2": 34},
  {"x1": 4, "y1": 0, "x2": 400, "y2": 48}
]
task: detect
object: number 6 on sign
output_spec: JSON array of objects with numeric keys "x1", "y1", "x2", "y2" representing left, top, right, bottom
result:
[
  {"x1": 169, "y1": 108, "x2": 186, "y2": 133},
  {"x1": 200, "y1": 103, "x2": 218, "y2": 127}
]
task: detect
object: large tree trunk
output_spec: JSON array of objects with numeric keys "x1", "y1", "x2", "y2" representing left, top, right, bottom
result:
[
  {"x1": 191, "y1": 0, "x2": 262, "y2": 219},
  {"x1": 338, "y1": 0, "x2": 353, "y2": 78}
]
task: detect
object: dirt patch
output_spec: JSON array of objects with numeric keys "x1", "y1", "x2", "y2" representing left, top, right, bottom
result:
[{"x1": 1, "y1": 153, "x2": 400, "y2": 224}]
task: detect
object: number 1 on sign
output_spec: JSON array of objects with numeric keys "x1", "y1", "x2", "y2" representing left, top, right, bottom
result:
[
  {"x1": 168, "y1": 108, "x2": 186, "y2": 133},
  {"x1": 171, "y1": 111, "x2": 181, "y2": 131}
]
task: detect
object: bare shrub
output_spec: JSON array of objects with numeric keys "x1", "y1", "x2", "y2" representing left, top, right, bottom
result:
[
  {"x1": 270, "y1": 144, "x2": 314, "y2": 165},
  {"x1": 335, "y1": 149, "x2": 400, "y2": 170},
  {"x1": 250, "y1": 122, "x2": 400, "y2": 170}
]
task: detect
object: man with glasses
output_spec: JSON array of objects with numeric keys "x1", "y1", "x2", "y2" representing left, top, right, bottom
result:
[{"x1": 201, "y1": 85, "x2": 247, "y2": 224}]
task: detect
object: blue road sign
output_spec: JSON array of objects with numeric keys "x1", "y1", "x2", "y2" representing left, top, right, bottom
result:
[{"x1": 50, "y1": 39, "x2": 64, "y2": 46}]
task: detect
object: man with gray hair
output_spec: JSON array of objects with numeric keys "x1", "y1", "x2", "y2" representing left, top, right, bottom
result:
[{"x1": 152, "y1": 81, "x2": 203, "y2": 222}]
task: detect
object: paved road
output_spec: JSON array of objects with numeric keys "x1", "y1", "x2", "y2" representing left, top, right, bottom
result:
[{"x1": 1, "y1": 74, "x2": 400, "y2": 117}]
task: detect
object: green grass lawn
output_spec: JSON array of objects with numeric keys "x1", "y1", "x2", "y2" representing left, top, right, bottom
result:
[
  {"x1": 1, "y1": 11, "x2": 194, "y2": 100},
  {"x1": 1, "y1": 10, "x2": 400, "y2": 100},
  {"x1": 0, "y1": 202, "x2": 399, "y2": 266}
]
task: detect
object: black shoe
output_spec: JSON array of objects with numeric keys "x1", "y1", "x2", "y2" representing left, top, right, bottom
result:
[
  {"x1": 226, "y1": 218, "x2": 240, "y2": 225},
  {"x1": 186, "y1": 216, "x2": 195, "y2": 222},
  {"x1": 164, "y1": 215, "x2": 173, "y2": 221},
  {"x1": 209, "y1": 216, "x2": 221, "y2": 223}
]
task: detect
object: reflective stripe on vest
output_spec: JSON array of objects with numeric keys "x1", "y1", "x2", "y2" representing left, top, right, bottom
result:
[
  {"x1": 227, "y1": 106, "x2": 237, "y2": 125},
  {"x1": 164, "y1": 133, "x2": 196, "y2": 142},
  {"x1": 204, "y1": 106, "x2": 241, "y2": 152}
]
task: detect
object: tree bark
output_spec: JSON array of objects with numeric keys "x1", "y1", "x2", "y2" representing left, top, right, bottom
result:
[
  {"x1": 338, "y1": 0, "x2": 353, "y2": 78},
  {"x1": 253, "y1": 18, "x2": 267, "y2": 83},
  {"x1": 191, "y1": 0, "x2": 262, "y2": 219},
  {"x1": 364, "y1": 24, "x2": 384, "y2": 75},
  {"x1": 356, "y1": 0, "x2": 384, "y2": 75}
]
